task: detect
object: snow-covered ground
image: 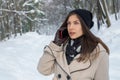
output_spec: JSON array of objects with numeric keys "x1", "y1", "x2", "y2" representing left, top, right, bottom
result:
[{"x1": 0, "y1": 18, "x2": 120, "y2": 80}]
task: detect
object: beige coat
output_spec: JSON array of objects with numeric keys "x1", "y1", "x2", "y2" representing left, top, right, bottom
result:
[{"x1": 37, "y1": 42, "x2": 109, "y2": 80}]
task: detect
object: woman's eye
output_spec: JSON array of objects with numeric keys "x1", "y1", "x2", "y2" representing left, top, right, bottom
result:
[
  {"x1": 67, "y1": 22, "x2": 70, "y2": 25},
  {"x1": 74, "y1": 21, "x2": 79, "y2": 24}
]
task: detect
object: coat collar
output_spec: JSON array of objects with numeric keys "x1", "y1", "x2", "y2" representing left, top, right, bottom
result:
[
  {"x1": 55, "y1": 43, "x2": 91, "y2": 75},
  {"x1": 69, "y1": 54, "x2": 91, "y2": 73},
  {"x1": 55, "y1": 51, "x2": 91, "y2": 75}
]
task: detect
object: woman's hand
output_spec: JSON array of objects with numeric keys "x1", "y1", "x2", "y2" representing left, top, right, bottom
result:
[{"x1": 53, "y1": 27, "x2": 68, "y2": 46}]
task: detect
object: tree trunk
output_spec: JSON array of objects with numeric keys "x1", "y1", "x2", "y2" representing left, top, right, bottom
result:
[{"x1": 102, "y1": 0, "x2": 111, "y2": 27}]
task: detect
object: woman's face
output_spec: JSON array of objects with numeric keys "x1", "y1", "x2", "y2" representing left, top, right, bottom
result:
[{"x1": 67, "y1": 14, "x2": 83, "y2": 39}]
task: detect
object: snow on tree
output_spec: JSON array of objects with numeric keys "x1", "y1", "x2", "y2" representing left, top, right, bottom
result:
[{"x1": 0, "y1": 0, "x2": 45, "y2": 40}]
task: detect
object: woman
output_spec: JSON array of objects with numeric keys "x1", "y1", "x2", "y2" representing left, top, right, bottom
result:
[{"x1": 37, "y1": 9, "x2": 109, "y2": 80}]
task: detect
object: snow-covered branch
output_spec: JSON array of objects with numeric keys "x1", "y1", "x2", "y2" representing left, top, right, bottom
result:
[
  {"x1": 0, "y1": 9, "x2": 35, "y2": 14},
  {"x1": 0, "y1": 9, "x2": 36, "y2": 21}
]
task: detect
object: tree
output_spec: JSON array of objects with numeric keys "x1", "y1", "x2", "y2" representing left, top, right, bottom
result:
[{"x1": 0, "y1": 0, "x2": 45, "y2": 40}]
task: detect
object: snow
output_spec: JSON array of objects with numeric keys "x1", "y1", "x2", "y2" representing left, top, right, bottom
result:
[
  {"x1": 0, "y1": 17, "x2": 120, "y2": 80},
  {"x1": 0, "y1": 33, "x2": 54, "y2": 80}
]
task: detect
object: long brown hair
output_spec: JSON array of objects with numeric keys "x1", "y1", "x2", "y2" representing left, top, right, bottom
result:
[{"x1": 60, "y1": 12, "x2": 109, "y2": 62}]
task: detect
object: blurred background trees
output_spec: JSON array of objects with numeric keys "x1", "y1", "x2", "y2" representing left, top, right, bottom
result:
[
  {"x1": 0, "y1": 0, "x2": 45, "y2": 40},
  {"x1": 0, "y1": 0, "x2": 120, "y2": 41}
]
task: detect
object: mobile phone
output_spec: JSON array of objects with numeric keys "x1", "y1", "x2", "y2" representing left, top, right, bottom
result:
[{"x1": 59, "y1": 28, "x2": 68, "y2": 39}]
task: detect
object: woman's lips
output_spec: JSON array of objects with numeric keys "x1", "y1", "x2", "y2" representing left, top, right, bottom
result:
[{"x1": 69, "y1": 32, "x2": 75, "y2": 36}]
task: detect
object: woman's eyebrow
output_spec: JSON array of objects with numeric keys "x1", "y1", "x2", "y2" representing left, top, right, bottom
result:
[
  {"x1": 73, "y1": 20, "x2": 79, "y2": 22},
  {"x1": 67, "y1": 20, "x2": 79, "y2": 22}
]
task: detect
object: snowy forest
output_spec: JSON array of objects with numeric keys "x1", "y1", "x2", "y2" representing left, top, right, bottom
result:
[
  {"x1": 0, "y1": 0, "x2": 120, "y2": 80},
  {"x1": 0, "y1": 0, "x2": 120, "y2": 41}
]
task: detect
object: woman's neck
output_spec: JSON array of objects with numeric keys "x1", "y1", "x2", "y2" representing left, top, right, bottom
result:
[{"x1": 72, "y1": 35, "x2": 84, "y2": 41}]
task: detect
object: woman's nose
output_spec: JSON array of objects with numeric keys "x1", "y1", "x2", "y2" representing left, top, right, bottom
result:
[{"x1": 69, "y1": 23, "x2": 74, "y2": 29}]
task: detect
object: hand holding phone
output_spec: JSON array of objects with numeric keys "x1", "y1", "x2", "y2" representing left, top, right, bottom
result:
[
  {"x1": 58, "y1": 27, "x2": 68, "y2": 39},
  {"x1": 53, "y1": 27, "x2": 69, "y2": 46}
]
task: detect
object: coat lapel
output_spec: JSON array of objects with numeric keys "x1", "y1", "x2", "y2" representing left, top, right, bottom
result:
[
  {"x1": 55, "y1": 51, "x2": 71, "y2": 76},
  {"x1": 54, "y1": 43, "x2": 91, "y2": 75},
  {"x1": 69, "y1": 54, "x2": 91, "y2": 73}
]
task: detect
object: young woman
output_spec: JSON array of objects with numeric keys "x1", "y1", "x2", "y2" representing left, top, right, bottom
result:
[{"x1": 37, "y1": 9, "x2": 109, "y2": 80}]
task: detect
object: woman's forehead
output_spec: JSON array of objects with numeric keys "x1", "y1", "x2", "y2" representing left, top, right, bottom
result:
[{"x1": 67, "y1": 15, "x2": 80, "y2": 22}]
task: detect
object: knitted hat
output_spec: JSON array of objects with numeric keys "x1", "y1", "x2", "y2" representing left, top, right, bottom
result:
[{"x1": 70, "y1": 9, "x2": 94, "y2": 29}]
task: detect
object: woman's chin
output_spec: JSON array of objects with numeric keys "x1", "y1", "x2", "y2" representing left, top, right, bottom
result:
[
  {"x1": 70, "y1": 36, "x2": 77, "y2": 39},
  {"x1": 70, "y1": 35, "x2": 82, "y2": 39}
]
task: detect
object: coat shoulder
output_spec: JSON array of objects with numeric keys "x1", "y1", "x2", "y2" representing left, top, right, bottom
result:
[{"x1": 90, "y1": 43, "x2": 108, "y2": 61}]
